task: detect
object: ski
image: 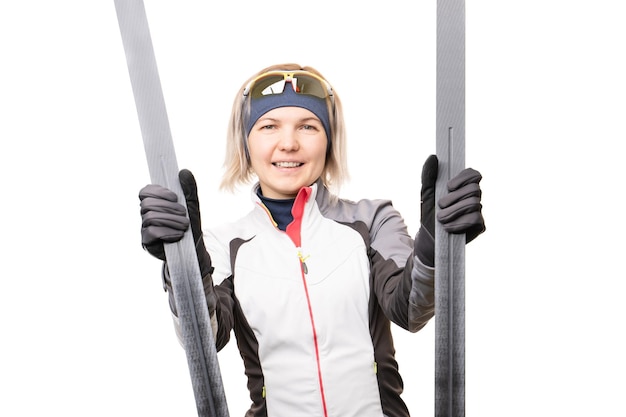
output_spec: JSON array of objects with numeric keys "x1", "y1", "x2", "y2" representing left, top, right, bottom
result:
[
  {"x1": 113, "y1": 1, "x2": 229, "y2": 416},
  {"x1": 435, "y1": 0, "x2": 465, "y2": 416}
]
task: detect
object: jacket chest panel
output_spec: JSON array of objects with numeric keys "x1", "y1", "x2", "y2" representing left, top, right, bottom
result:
[{"x1": 232, "y1": 219, "x2": 372, "y2": 353}]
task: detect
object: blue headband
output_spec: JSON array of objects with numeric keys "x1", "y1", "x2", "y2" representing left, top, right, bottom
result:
[{"x1": 244, "y1": 84, "x2": 332, "y2": 144}]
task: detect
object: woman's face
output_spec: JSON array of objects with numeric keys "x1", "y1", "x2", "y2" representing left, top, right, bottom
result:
[{"x1": 247, "y1": 106, "x2": 328, "y2": 199}]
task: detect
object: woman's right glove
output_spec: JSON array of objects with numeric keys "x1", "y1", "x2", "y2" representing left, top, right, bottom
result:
[
  {"x1": 138, "y1": 169, "x2": 216, "y2": 316},
  {"x1": 139, "y1": 182, "x2": 190, "y2": 261}
]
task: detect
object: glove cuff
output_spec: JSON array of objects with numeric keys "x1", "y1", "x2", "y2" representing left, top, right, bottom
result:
[
  {"x1": 414, "y1": 225, "x2": 435, "y2": 268},
  {"x1": 143, "y1": 242, "x2": 166, "y2": 261},
  {"x1": 162, "y1": 260, "x2": 216, "y2": 318}
]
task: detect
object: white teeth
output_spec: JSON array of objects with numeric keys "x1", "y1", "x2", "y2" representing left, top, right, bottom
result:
[{"x1": 274, "y1": 162, "x2": 302, "y2": 168}]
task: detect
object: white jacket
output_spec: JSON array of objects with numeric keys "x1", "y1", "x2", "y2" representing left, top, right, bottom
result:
[{"x1": 203, "y1": 181, "x2": 435, "y2": 417}]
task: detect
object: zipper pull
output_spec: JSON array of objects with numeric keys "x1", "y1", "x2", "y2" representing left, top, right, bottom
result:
[{"x1": 297, "y1": 250, "x2": 310, "y2": 274}]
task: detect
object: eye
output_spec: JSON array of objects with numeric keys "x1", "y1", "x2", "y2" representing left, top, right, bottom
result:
[{"x1": 299, "y1": 120, "x2": 322, "y2": 132}]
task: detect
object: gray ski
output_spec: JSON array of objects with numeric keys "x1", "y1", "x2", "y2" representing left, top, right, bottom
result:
[
  {"x1": 435, "y1": 0, "x2": 465, "y2": 416},
  {"x1": 113, "y1": 1, "x2": 229, "y2": 416}
]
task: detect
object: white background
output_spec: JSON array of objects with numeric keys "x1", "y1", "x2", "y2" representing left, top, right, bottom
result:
[{"x1": 1, "y1": 1, "x2": 624, "y2": 416}]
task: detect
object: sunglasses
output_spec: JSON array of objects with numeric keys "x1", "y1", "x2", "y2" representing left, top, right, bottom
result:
[{"x1": 242, "y1": 70, "x2": 334, "y2": 106}]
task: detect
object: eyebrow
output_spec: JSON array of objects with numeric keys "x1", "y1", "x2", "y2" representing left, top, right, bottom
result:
[{"x1": 300, "y1": 117, "x2": 322, "y2": 123}]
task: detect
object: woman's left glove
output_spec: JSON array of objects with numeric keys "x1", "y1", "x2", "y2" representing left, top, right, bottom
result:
[
  {"x1": 414, "y1": 155, "x2": 486, "y2": 267},
  {"x1": 437, "y1": 166, "x2": 486, "y2": 243}
]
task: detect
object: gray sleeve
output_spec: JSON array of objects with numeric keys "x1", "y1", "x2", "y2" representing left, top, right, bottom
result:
[
  {"x1": 408, "y1": 255, "x2": 435, "y2": 332},
  {"x1": 364, "y1": 200, "x2": 435, "y2": 332},
  {"x1": 323, "y1": 193, "x2": 436, "y2": 331}
]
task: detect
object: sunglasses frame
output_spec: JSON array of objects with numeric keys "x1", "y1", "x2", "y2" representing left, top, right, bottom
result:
[{"x1": 242, "y1": 70, "x2": 335, "y2": 109}]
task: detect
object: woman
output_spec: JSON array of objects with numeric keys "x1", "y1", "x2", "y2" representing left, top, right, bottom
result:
[{"x1": 139, "y1": 63, "x2": 485, "y2": 417}]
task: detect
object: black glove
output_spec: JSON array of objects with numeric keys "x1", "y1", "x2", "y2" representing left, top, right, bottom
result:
[
  {"x1": 437, "y1": 167, "x2": 486, "y2": 243},
  {"x1": 414, "y1": 155, "x2": 486, "y2": 267},
  {"x1": 138, "y1": 170, "x2": 216, "y2": 315},
  {"x1": 414, "y1": 155, "x2": 438, "y2": 267},
  {"x1": 178, "y1": 169, "x2": 214, "y2": 281},
  {"x1": 178, "y1": 169, "x2": 216, "y2": 316},
  {"x1": 139, "y1": 184, "x2": 190, "y2": 260}
]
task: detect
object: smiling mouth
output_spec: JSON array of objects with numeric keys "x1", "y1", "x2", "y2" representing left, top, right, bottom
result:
[{"x1": 273, "y1": 162, "x2": 303, "y2": 168}]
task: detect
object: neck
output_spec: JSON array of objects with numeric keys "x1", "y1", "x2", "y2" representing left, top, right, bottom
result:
[{"x1": 257, "y1": 189, "x2": 295, "y2": 231}]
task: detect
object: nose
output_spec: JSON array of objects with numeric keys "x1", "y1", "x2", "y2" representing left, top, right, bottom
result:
[{"x1": 278, "y1": 129, "x2": 299, "y2": 151}]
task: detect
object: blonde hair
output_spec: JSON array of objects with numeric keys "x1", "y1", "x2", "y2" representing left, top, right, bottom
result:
[{"x1": 219, "y1": 63, "x2": 349, "y2": 194}]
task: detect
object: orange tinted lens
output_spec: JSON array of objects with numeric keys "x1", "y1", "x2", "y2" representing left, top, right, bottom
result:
[
  {"x1": 291, "y1": 75, "x2": 328, "y2": 99},
  {"x1": 248, "y1": 75, "x2": 288, "y2": 99}
]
